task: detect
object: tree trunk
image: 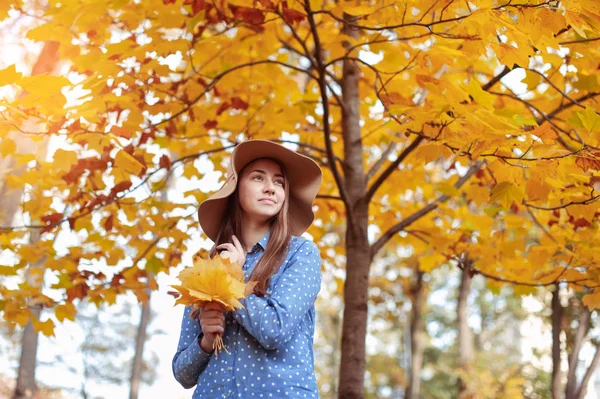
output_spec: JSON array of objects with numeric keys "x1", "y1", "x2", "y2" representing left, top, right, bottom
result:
[
  {"x1": 330, "y1": 309, "x2": 341, "y2": 397},
  {"x1": 575, "y1": 344, "x2": 600, "y2": 399},
  {"x1": 14, "y1": 229, "x2": 45, "y2": 399},
  {"x1": 11, "y1": 40, "x2": 61, "y2": 399},
  {"x1": 405, "y1": 271, "x2": 425, "y2": 399},
  {"x1": 551, "y1": 285, "x2": 563, "y2": 399},
  {"x1": 457, "y1": 261, "x2": 473, "y2": 397},
  {"x1": 129, "y1": 296, "x2": 151, "y2": 399},
  {"x1": 566, "y1": 308, "x2": 591, "y2": 399},
  {"x1": 337, "y1": 11, "x2": 369, "y2": 399},
  {"x1": 13, "y1": 307, "x2": 41, "y2": 399}
]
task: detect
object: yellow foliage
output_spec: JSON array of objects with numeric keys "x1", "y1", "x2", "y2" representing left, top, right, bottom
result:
[{"x1": 171, "y1": 255, "x2": 256, "y2": 312}]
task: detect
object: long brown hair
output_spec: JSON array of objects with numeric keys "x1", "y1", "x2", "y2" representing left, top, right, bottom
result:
[{"x1": 209, "y1": 158, "x2": 291, "y2": 296}]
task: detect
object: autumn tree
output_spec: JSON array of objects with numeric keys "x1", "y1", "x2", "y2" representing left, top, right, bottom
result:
[{"x1": 1, "y1": 1, "x2": 600, "y2": 398}]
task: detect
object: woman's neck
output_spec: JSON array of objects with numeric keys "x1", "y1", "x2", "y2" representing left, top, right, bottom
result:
[{"x1": 241, "y1": 217, "x2": 270, "y2": 251}]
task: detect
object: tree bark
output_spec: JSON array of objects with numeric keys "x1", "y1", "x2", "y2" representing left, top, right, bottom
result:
[
  {"x1": 457, "y1": 261, "x2": 473, "y2": 397},
  {"x1": 566, "y1": 308, "x2": 591, "y2": 399},
  {"x1": 11, "y1": 40, "x2": 61, "y2": 399},
  {"x1": 14, "y1": 229, "x2": 45, "y2": 399},
  {"x1": 337, "y1": 11, "x2": 370, "y2": 399},
  {"x1": 551, "y1": 285, "x2": 563, "y2": 399},
  {"x1": 405, "y1": 271, "x2": 425, "y2": 399},
  {"x1": 575, "y1": 344, "x2": 600, "y2": 399},
  {"x1": 13, "y1": 306, "x2": 41, "y2": 399},
  {"x1": 129, "y1": 296, "x2": 151, "y2": 399}
]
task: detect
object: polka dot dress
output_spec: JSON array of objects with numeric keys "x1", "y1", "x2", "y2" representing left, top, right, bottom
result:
[{"x1": 172, "y1": 233, "x2": 322, "y2": 398}]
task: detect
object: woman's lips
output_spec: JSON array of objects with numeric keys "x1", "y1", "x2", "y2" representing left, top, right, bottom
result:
[{"x1": 259, "y1": 198, "x2": 276, "y2": 204}]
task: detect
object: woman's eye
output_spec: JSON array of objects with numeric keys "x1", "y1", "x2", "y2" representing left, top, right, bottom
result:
[
  {"x1": 275, "y1": 180, "x2": 285, "y2": 186},
  {"x1": 253, "y1": 175, "x2": 263, "y2": 181}
]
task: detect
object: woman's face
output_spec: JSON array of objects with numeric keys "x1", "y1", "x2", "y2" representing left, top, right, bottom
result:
[{"x1": 237, "y1": 158, "x2": 286, "y2": 223}]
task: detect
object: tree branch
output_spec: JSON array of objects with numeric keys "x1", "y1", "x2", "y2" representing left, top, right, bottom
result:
[
  {"x1": 465, "y1": 263, "x2": 590, "y2": 288},
  {"x1": 370, "y1": 160, "x2": 485, "y2": 258},
  {"x1": 313, "y1": 2, "x2": 551, "y2": 32},
  {"x1": 527, "y1": 69, "x2": 586, "y2": 109},
  {"x1": 366, "y1": 142, "x2": 397, "y2": 181},
  {"x1": 523, "y1": 193, "x2": 600, "y2": 211},
  {"x1": 545, "y1": 92, "x2": 600, "y2": 121},
  {"x1": 566, "y1": 308, "x2": 591, "y2": 399},
  {"x1": 0, "y1": 145, "x2": 235, "y2": 231},
  {"x1": 154, "y1": 59, "x2": 319, "y2": 128},
  {"x1": 366, "y1": 135, "x2": 424, "y2": 202},
  {"x1": 482, "y1": 66, "x2": 510, "y2": 91},
  {"x1": 304, "y1": 0, "x2": 353, "y2": 216},
  {"x1": 560, "y1": 37, "x2": 600, "y2": 45},
  {"x1": 575, "y1": 343, "x2": 600, "y2": 399},
  {"x1": 526, "y1": 208, "x2": 558, "y2": 244}
]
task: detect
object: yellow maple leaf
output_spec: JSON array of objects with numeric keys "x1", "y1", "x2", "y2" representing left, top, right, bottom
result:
[
  {"x1": 33, "y1": 318, "x2": 55, "y2": 337},
  {"x1": 463, "y1": 78, "x2": 495, "y2": 110},
  {"x1": 55, "y1": 302, "x2": 77, "y2": 322},
  {"x1": 490, "y1": 181, "x2": 524, "y2": 208},
  {"x1": 0, "y1": 64, "x2": 21, "y2": 87},
  {"x1": 171, "y1": 256, "x2": 255, "y2": 312},
  {"x1": 577, "y1": 106, "x2": 600, "y2": 133},
  {"x1": 114, "y1": 150, "x2": 145, "y2": 176},
  {"x1": 521, "y1": 70, "x2": 541, "y2": 90},
  {"x1": 0, "y1": 138, "x2": 16, "y2": 157},
  {"x1": 342, "y1": 5, "x2": 377, "y2": 16},
  {"x1": 52, "y1": 149, "x2": 78, "y2": 172},
  {"x1": 582, "y1": 291, "x2": 600, "y2": 310},
  {"x1": 492, "y1": 43, "x2": 530, "y2": 69}
]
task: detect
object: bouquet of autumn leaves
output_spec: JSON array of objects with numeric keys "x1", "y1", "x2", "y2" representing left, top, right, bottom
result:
[{"x1": 171, "y1": 253, "x2": 256, "y2": 356}]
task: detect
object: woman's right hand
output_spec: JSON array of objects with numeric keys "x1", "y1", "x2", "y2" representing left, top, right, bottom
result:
[{"x1": 198, "y1": 302, "x2": 225, "y2": 353}]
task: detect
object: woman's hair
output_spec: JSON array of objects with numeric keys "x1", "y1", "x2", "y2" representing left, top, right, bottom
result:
[{"x1": 209, "y1": 158, "x2": 291, "y2": 297}]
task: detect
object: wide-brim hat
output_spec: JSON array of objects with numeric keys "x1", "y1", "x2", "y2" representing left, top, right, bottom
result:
[{"x1": 197, "y1": 140, "x2": 322, "y2": 242}]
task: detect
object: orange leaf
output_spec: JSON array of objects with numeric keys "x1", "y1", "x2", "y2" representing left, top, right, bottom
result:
[
  {"x1": 232, "y1": 7, "x2": 264, "y2": 25},
  {"x1": 159, "y1": 154, "x2": 171, "y2": 170},
  {"x1": 231, "y1": 96, "x2": 249, "y2": 110},
  {"x1": 103, "y1": 214, "x2": 114, "y2": 231},
  {"x1": 111, "y1": 126, "x2": 132, "y2": 139},
  {"x1": 576, "y1": 152, "x2": 600, "y2": 171},
  {"x1": 532, "y1": 123, "x2": 558, "y2": 142},
  {"x1": 282, "y1": 7, "x2": 305, "y2": 24},
  {"x1": 41, "y1": 213, "x2": 64, "y2": 226}
]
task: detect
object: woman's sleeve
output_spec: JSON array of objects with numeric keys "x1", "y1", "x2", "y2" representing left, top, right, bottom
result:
[
  {"x1": 231, "y1": 240, "x2": 322, "y2": 350},
  {"x1": 172, "y1": 306, "x2": 212, "y2": 389}
]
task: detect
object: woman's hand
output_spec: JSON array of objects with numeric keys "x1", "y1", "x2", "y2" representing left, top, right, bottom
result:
[
  {"x1": 217, "y1": 235, "x2": 246, "y2": 267},
  {"x1": 198, "y1": 302, "x2": 226, "y2": 353}
]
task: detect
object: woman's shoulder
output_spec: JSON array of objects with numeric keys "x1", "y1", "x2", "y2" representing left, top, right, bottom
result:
[{"x1": 288, "y1": 236, "x2": 320, "y2": 255}]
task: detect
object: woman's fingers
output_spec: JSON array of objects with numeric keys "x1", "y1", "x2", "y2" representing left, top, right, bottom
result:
[
  {"x1": 231, "y1": 235, "x2": 244, "y2": 254},
  {"x1": 217, "y1": 243, "x2": 235, "y2": 252},
  {"x1": 202, "y1": 324, "x2": 225, "y2": 335},
  {"x1": 204, "y1": 302, "x2": 226, "y2": 312},
  {"x1": 200, "y1": 312, "x2": 224, "y2": 323}
]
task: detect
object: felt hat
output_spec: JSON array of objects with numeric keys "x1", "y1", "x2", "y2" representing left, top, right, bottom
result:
[{"x1": 197, "y1": 140, "x2": 322, "y2": 242}]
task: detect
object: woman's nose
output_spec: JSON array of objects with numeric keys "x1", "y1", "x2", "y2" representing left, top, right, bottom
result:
[{"x1": 263, "y1": 180, "x2": 275, "y2": 193}]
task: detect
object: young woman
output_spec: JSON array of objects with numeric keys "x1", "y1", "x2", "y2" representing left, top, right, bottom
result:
[{"x1": 172, "y1": 140, "x2": 323, "y2": 398}]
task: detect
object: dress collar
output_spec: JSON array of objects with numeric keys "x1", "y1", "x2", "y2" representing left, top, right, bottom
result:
[{"x1": 249, "y1": 231, "x2": 270, "y2": 253}]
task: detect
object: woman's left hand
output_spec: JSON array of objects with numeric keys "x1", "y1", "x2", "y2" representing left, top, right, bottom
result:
[{"x1": 217, "y1": 235, "x2": 246, "y2": 267}]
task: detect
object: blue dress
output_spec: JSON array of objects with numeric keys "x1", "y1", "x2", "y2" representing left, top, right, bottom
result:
[{"x1": 172, "y1": 233, "x2": 322, "y2": 398}]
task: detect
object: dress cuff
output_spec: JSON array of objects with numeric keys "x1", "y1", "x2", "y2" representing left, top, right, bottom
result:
[{"x1": 189, "y1": 333, "x2": 213, "y2": 363}]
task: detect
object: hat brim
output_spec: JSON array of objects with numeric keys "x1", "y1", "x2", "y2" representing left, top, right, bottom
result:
[{"x1": 198, "y1": 140, "x2": 322, "y2": 242}]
